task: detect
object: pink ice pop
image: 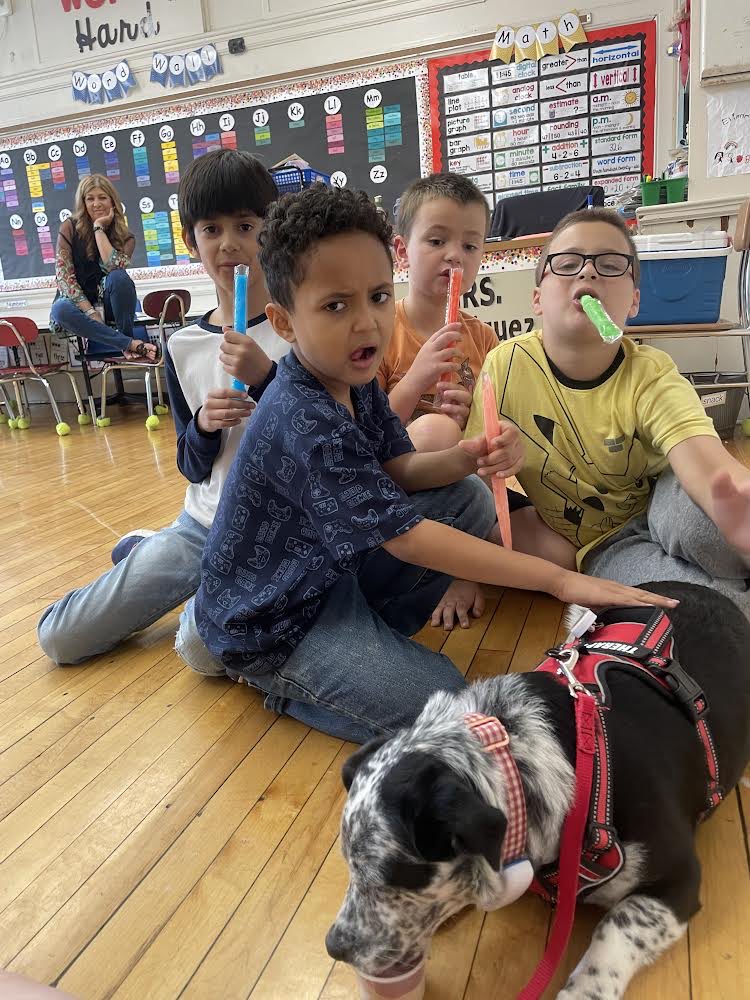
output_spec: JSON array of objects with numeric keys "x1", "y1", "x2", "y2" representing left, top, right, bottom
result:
[{"x1": 482, "y1": 372, "x2": 513, "y2": 550}]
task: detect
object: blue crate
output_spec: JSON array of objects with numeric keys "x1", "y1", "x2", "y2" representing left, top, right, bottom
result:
[
  {"x1": 628, "y1": 247, "x2": 730, "y2": 326},
  {"x1": 271, "y1": 165, "x2": 331, "y2": 193}
]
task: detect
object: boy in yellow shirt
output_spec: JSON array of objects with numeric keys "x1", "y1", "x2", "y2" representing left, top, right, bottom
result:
[{"x1": 466, "y1": 207, "x2": 750, "y2": 616}]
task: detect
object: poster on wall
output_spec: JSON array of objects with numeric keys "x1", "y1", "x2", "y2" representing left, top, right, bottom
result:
[
  {"x1": 0, "y1": 63, "x2": 429, "y2": 285},
  {"x1": 705, "y1": 83, "x2": 750, "y2": 177},
  {"x1": 429, "y1": 21, "x2": 656, "y2": 210},
  {"x1": 36, "y1": 0, "x2": 205, "y2": 62}
]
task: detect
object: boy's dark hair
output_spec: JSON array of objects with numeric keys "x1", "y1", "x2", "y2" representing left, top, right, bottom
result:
[
  {"x1": 396, "y1": 172, "x2": 491, "y2": 240},
  {"x1": 257, "y1": 185, "x2": 393, "y2": 310},
  {"x1": 535, "y1": 207, "x2": 640, "y2": 287},
  {"x1": 178, "y1": 149, "x2": 277, "y2": 243}
]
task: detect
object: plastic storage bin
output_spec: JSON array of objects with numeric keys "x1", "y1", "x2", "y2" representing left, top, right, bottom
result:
[
  {"x1": 270, "y1": 165, "x2": 331, "y2": 193},
  {"x1": 628, "y1": 246, "x2": 730, "y2": 326},
  {"x1": 640, "y1": 177, "x2": 688, "y2": 205},
  {"x1": 633, "y1": 231, "x2": 730, "y2": 252},
  {"x1": 687, "y1": 372, "x2": 746, "y2": 439}
]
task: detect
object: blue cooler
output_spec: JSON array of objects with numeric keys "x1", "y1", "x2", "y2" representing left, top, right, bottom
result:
[{"x1": 628, "y1": 233, "x2": 730, "y2": 327}]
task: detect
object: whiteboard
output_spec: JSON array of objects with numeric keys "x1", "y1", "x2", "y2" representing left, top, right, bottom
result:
[{"x1": 700, "y1": 0, "x2": 750, "y2": 84}]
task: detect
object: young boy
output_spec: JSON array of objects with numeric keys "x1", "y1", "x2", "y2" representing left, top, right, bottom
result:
[
  {"x1": 378, "y1": 172, "x2": 498, "y2": 454},
  {"x1": 174, "y1": 186, "x2": 676, "y2": 745},
  {"x1": 379, "y1": 172, "x2": 513, "y2": 629},
  {"x1": 37, "y1": 150, "x2": 289, "y2": 664},
  {"x1": 466, "y1": 207, "x2": 750, "y2": 616}
]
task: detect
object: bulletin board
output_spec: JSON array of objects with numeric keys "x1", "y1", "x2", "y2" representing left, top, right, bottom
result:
[
  {"x1": 428, "y1": 21, "x2": 656, "y2": 207},
  {"x1": 0, "y1": 61, "x2": 430, "y2": 286}
]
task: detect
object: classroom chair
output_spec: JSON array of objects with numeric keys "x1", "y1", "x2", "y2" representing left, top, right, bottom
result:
[
  {"x1": 0, "y1": 316, "x2": 87, "y2": 436},
  {"x1": 93, "y1": 288, "x2": 191, "y2": 430}
]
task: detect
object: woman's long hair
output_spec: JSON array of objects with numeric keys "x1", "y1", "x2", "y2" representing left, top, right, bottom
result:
[{"x1": 72, "y1": 174, "x2": 130, "y2": 259}]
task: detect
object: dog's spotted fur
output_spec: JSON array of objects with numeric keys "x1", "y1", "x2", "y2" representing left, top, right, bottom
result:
[{"x1": 327, "y1": 583, "x2": 750, "y2": 997}]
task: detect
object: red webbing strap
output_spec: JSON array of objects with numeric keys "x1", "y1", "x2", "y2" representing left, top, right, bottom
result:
[{"x1": 517, "y1": 692, "x2": 598, "y2": 1000}]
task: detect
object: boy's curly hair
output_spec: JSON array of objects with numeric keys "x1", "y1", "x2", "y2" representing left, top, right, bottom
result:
[{"x1": 258, "y1": 185, "x2": 393, "y2": 310}]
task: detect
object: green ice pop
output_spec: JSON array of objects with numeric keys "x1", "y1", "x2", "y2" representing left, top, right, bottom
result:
[{"x1": 580, "y1": 294, "x2": 623, "y2": 343}]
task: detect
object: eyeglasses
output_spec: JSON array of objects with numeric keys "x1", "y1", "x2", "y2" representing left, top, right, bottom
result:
[{"x1": 543, "y1": 252, "x2": 635, "y2": 278}]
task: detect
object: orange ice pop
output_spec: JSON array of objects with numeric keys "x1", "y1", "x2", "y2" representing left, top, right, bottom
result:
[{"x1": 482, "y1": 372, "x2": 512, "y2": 549}]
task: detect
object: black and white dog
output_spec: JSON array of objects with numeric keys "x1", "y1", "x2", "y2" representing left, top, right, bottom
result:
[{"x1": 326, "y1": 582, "x2": 750, "y2": 998}]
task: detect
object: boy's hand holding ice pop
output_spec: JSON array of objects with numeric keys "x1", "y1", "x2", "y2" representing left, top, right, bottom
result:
[{"x1": 220, "y1": 263, "x2": 274, "y2": 392}]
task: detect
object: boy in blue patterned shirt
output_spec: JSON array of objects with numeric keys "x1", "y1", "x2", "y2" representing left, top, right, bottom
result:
[{"x1": 175, "y1": 186, "x2": 677, "y2": 744}]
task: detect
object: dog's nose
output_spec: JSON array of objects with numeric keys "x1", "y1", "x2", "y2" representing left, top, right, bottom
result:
[{"x1": 325, "y1": 923, "x2": 354, "y2": 963}]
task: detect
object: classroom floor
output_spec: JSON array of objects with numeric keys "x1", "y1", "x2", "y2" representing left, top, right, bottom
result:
[{"x1": 1, "y1": 403, "x2": 749, "y2": 1000}]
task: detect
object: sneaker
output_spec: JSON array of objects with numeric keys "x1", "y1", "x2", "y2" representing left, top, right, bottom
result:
[{"x1": 111, "y1": 529, "x2": 156, "y2": 565}]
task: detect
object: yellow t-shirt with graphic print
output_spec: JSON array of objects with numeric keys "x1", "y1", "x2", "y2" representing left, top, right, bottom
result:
[{"x1": 464, "y1": 330, "x2": 718, "y2": 567}]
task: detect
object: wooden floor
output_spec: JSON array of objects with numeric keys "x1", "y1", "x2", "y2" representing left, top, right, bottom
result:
[{"x1": 1, "y1": 403, "x2": 749, "y2": 1000}]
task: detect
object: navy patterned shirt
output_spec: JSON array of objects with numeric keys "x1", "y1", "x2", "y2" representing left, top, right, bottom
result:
[{"x1": 193, "y1": 350, "x2": 422, "y2": 676}]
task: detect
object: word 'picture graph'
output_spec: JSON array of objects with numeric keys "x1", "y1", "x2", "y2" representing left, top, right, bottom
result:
[
  {"x1": 429, "y1": 22, "x2": 655, "y2": 208},
  {"x1": 0, "y1": 66, "x2": 423, "y2": 284}
]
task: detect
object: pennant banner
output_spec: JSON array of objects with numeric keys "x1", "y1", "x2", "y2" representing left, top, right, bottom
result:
[
  {"x1": 151, "y1": 43, "x2": 222, "y2": 89},
  {"x1": 490, "y1": 11, "x2": 587, "y2": 63},
  {"x1": 71, "y1": 60, "x2": 135, "y2": 104}
]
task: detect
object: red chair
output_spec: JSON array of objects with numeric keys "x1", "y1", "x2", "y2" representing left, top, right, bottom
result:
[
  {"x1": 94, "y1": 289, "x2": 191, "y2": 429},
  {"x1": 0, "y1": 316, "x2": 87, "y2": 436}
]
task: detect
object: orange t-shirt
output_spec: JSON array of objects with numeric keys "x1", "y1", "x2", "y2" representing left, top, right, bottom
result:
[{"x1": 377, "y1": 300, "x2": 498, "y2": 420}]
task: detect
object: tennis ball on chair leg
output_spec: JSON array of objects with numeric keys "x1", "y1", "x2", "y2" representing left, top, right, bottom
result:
[
  {"x1": 155, "y1": 404, "x2": 169, "y2": 415},
  {"x1": 8, "y1": 418, "x2": 18, "y2": 429},
  {"x1": 145, "y1": 414, "x2": 160, "y2": 430},
  {"x1": 741, "y1": 418, "x2": 750, "y2": 437},
  {"x1": 96, "y1": 416, "x2": 111, "y2": 427},
  {"x1": 78, "y1": 412, "x2": 92, "y2": 425},
  {"x1": 16, "y1": 416, "x2": 31, "y2": 429},
  {"x1": 56, "y1": 421, "x2": 71, "y2": 436}
]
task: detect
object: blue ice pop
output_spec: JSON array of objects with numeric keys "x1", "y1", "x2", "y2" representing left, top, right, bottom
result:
[{"x1": 231, "y1": 264, "x2": 248, "y2": 391}]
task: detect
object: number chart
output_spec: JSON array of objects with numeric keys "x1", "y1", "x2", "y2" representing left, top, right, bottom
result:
[
  {"x1": 0, "y1": 63, "x2": 427, "y2": 284},
  {"x1": 428, "y1": 22, "x2": 655, "y2": 208}
]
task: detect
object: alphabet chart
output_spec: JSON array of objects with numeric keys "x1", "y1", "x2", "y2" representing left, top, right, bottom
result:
[
  {"x1": 0, "y1": 63, "x2": 426, "y2": 284},
  {"x1": 429, "y1": 22, "x2": 655, "y2": 207}
]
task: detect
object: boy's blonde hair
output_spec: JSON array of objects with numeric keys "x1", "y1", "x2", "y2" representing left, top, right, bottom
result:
[
  {"x1": 535, "y1": 207, "x2": 640, "y2": 287},
  {"x1": 396, "y1": 172, "x2": 490, "y2": 240}
]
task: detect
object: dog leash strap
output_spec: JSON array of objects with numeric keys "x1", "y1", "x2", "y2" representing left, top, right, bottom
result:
[{"x1": 517, "y1": 692, "x2": 598, "y2": 1000}]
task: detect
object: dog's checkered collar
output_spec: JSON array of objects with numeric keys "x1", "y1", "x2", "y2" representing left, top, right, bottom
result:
[{"x1": 465, "y1": 712, "x2": 528, "y2": 864}]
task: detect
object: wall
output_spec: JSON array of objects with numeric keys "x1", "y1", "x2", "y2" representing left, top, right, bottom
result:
[
  {"x1": 1, "y1": 0, "x2": 678, "y2": 159},
  {"x1": 687, "y1": 0, "x2": 750, "y2": 200}
]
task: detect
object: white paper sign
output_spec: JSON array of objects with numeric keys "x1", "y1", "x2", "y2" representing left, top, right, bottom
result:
[
  {"x1": 542, "y1": 137, "x2": 589, "y2": 162},
  {"x1": 541, "y1": 117, "x2": 590, "y2": 142},
  {"x1": 494, "y1": 146, "x2": 539, "y2": 170},
  {"x1": 542, "y1": 161, "x2": 589, "y2": 184},
  {"x1": 540, "y1": 95, "x2": 589, "y2": 121},
  {"x1": 444, "y1": 68, "x2": 489, "y2": 93},
  {"x1": 447, "y1": 133, "x2": 492, "y2": 156},
  {"x1": 591, "y1": 110, "x2": 641, "y2": 135},
  {"x1": 494, "y1": 124, "x2": 540, "y2": 149},
  {"x1": 706, "y1": 83, "x2": 750, "y2": 177},
  {"x1": 493, "y1": 103, "x2": 538, "y2": 128},
  {"x1": 448, "y1": 152, "x2": 494, "y2": 174},
  {"x1": 446, "y1": 112, "x2": 492, "y2": 136},
  {"x1": 491, "y1": 61, "x2": 538, "y2": 84},
  {"x1": 495, "y1": 166, "x2": 541, "y2": 189},
  {"x1": 492, "y1": 82, "x2": 538, "y2": 106},
  {"x1": 445, "y1": 91, "x2": 490, "y2": 115},
  {"x1": 540, "y1": 50, "x2": 589, "y2": 76}
]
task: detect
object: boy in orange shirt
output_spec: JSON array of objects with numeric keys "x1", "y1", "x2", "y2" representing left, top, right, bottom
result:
[
  {"x1": 378, "y1": 172, "x2": 499, "y2": 454},
  {"x1": 378, "y1": 173, "x2": 519, "y2": 628}
]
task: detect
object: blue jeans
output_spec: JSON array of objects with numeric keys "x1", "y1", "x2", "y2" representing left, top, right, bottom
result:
[
  {"x1": 37, "y1": 510, "x2": 208, "y2": 665},
  {"x1": 175, "y1": 477, "x2": 498, "y2": 743},
  {"x1": 50, "y1": 268, "x2": 137, "y2": 355}
]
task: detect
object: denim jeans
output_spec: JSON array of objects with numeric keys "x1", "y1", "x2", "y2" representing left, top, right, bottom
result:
[
  {"x1": 37, "y1": 510, "x2": 208, "y2": 665},
  {"x1": 50, "y1": 268, "x2": 137, "y2": 355},
  {"x1": 175, "y1": 476, "x2": 498, "y2": 743}
]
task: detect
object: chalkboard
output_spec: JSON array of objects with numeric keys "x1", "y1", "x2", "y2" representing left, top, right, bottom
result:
[
  {"x1": 428, "y1": 22, "x2": 656, "y2": 208},
  {"x1": 0, "y1": 65, "x2": 426, "y2": 283}
]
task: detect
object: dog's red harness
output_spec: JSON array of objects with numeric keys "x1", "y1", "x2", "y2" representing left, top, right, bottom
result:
[
  {"x1": 517, "y1": 605, "x2": 723, "y2": 1000},
  {"x1": 530, "y1": 606, "x2": 723, "y2": 906}
]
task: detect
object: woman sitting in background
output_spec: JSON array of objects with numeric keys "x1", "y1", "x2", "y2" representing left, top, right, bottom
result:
[{"x1": 50, "y1": 174, "x2": 157, "y2": 361}]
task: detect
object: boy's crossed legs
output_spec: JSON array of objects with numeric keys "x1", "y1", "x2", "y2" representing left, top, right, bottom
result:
[
  {"x1": 175, "y1": 477, "x2": 496, "y2": 744},
  {"x1": 583, "y1": 469, "x2": 750, "y2": 617}
]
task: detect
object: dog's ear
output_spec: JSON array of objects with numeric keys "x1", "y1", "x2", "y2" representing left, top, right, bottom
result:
[
  {"x1": 341, "y1": 735, "x2": 390, "y2": 791},
  {"x1": 383, "y1": 754, "x2": 507, "y2": 871}
]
